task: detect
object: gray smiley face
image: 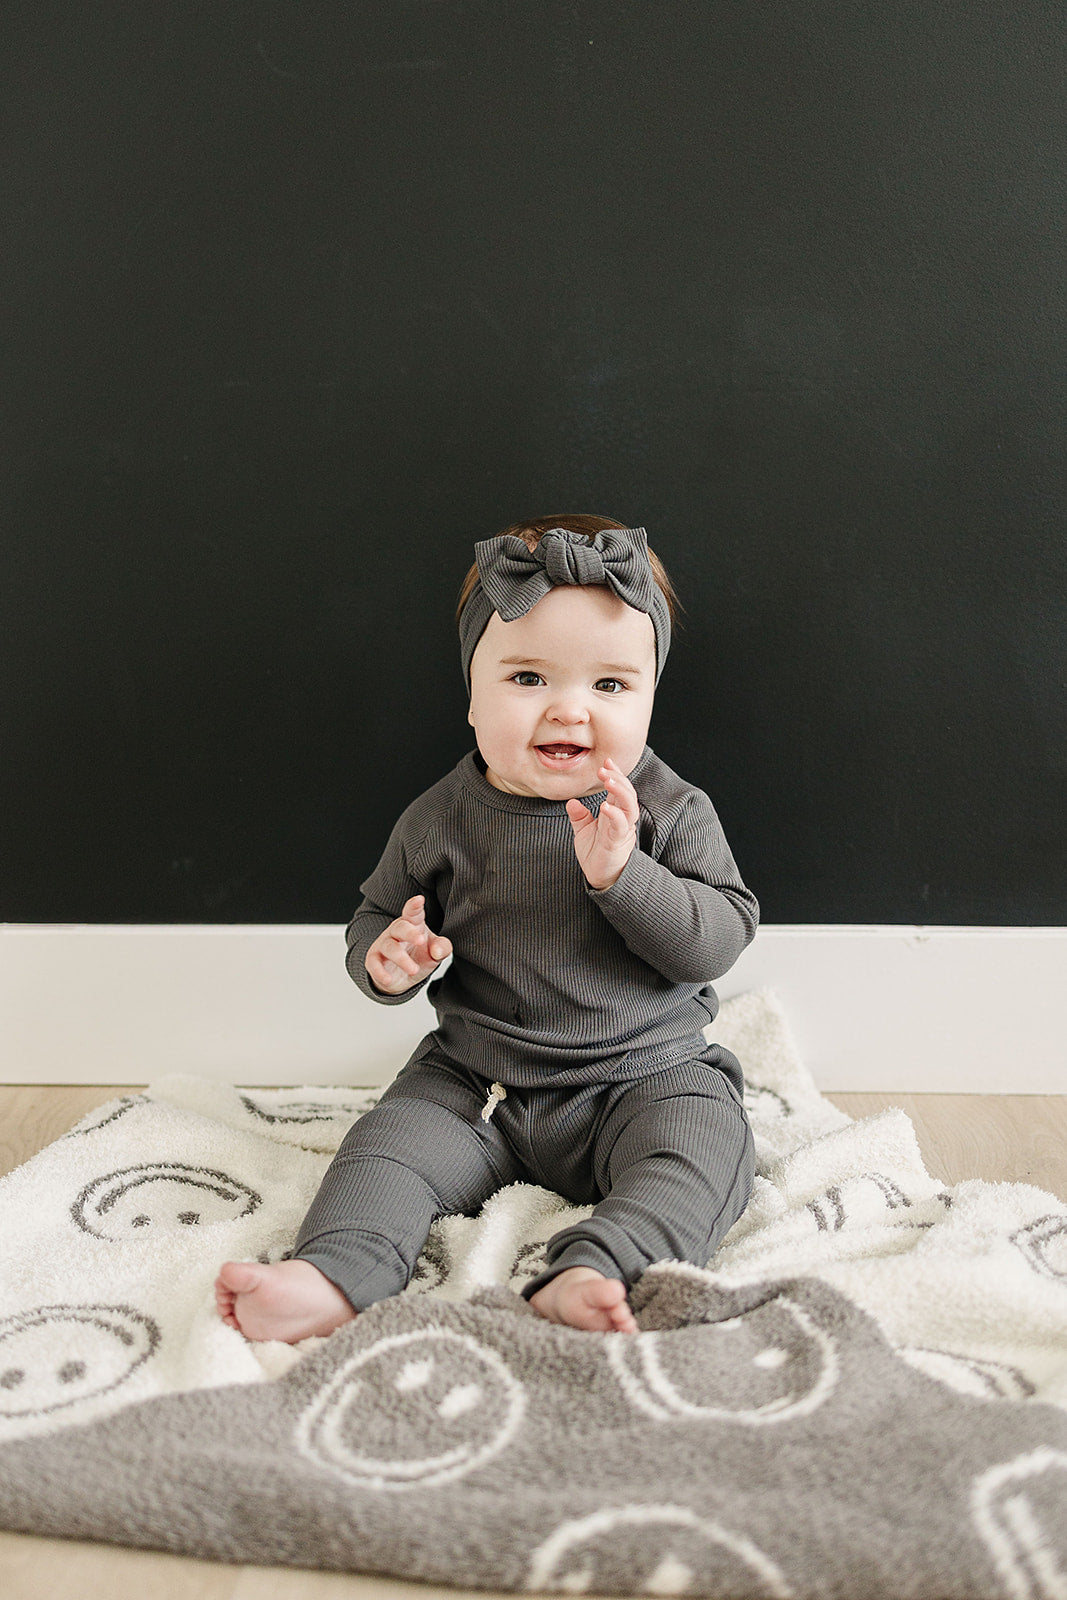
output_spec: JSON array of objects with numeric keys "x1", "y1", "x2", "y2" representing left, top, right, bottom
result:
[
  {"x1": 0, "y1": 1304, "x2": 160, "y2": 1421},
  {"x1": 527, "y1": 1506, "x2": 792, "y2": 1597},
  {"x1": 745, "y1": 1085, "x2": 793, "y2": 1123},
  {"x1": 404, "y1": 1230, "x2": 450, "y2": 1297},
  {"x1": 71, "y1": 1163, "x2": 261, "y2": 1241},
  {"x1": 296, "y1": 1327, "x2": 526, "y2": 1489},
  {"x1": 608, "y1": 1295, "x2": 838, "y2": 1425},
  {"x1": 1012, "y1": 1215, "x2": 1067, "y2": 1282},
  {"x1": 510, "y1": 1240, "x2": 550, "y2": 1287},
  {"x1": 240, "y1": 1093, "x2": 376, "y2": 1126},
  {"x1": 60, "y1": 1096, "x2": 147, "y2": 1139}
]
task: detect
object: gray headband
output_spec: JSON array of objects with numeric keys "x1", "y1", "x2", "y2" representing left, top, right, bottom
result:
[{"x1": 459, "y1": 526, "x2": 671, "y2": 686}]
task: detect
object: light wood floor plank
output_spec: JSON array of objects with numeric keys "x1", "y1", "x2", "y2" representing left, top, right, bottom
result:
[
  {"x1": 230, "y1": 1566, "x2": 505, "y2": 1600},
  {"x1": 827, "y1": 1091, "x2": 1067, "y2": 1195},
  {"x1": 0, "y1": 1530, "x2": 242, "y2": 1599},
  {"x1": 0, "y1": 1086, "x2": 130, "y2": 1180}
]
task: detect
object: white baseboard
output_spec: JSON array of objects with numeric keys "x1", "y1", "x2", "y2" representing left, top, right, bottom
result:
[{"x1": 1, "y1": 924, "x2": 1064, "y2": 1092}]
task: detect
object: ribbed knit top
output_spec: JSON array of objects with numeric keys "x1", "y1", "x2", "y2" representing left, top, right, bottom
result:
[{"x1": 345, "y1": 748, "x2": 759, "y2": 1087}]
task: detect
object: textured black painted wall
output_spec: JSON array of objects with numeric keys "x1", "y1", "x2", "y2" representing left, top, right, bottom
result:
[{"x1": 3, "y1": 2, "x2": 1065, "y2": 923}]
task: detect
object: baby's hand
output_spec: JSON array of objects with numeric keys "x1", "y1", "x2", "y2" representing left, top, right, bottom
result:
[
  {"x1": 365, "y1": 895, "x2": 452, "y2": 995},
  {"x1": 566, "y1": 760, "x2": 639, "y2": 890}
]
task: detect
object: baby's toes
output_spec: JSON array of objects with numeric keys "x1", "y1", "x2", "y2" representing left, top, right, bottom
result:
[
  {"x1": 582, "y1": 1280, "x2": 636, "y2": 1333},
  {"x1": 607, "y1": 1299, "x2": 638, "y2": 1333},
  {"x1": 583, "y1": 1276, "x2": 626, "y2": 1308},
  {"x1": 214, "y1": 1281, "x2": 238, "y2": 1323}
]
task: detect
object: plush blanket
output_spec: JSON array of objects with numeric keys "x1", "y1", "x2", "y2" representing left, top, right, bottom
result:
[{"x1": 2, "y1": 991, "x2": 1066, "y2": 1597}]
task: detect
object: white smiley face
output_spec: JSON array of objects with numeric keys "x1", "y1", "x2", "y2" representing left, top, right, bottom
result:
[
  {"x1": 0, "y1": 1304, "x2": 160, "y2": 1424},
  {"x1": 295, "y1": 1327, "x2": 526, "y2": 1490},
  {"x1": 973, "y1": 1449, "x2": 1067, "y2": 1600},
  {"x1": 527, "y1": 1506, "x2": 792, "y2": 1597},
  {"x1": 608, "y1": 1296, "x2": 837, "y2": 1425},
  {"x1": 72, "y1": 1163, "x2": 261, "y2": 1240}
]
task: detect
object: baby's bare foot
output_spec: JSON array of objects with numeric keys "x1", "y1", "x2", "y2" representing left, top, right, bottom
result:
[
  {"x1": 214, "y1": 1259, "x2": 357, "y2": 1344},
  {"x1": 529, "y1": 1265, "x2": 637, "y2": 1333}
]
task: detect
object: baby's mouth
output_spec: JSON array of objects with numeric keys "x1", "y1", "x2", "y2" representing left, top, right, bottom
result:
[{"x1": 536, "y1": 743, "x2": 588, "y2": 761}]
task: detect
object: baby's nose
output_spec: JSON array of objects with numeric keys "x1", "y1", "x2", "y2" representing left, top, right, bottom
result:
[{"x1": 547, "y1": 696, "x2": 590, "y2": 724}]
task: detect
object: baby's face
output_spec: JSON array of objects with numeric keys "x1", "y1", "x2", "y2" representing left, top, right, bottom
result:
[{"x1": 467, "y1": 586, "x2": 657, "y2": 799}]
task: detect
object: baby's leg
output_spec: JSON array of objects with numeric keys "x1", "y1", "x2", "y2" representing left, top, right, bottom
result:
[
  {"x1": 218, "y1": 1071, "x2": 519, "y2": 1342},
  {"x1": 525, "y1": 1053, "x2": 754, "y2": 1327}
]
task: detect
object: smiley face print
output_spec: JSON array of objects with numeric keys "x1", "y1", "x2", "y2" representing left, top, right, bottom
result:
[
  {"x1": 296, "y1": 1327, "x2": 526, "y2": 1490},
  {"x1": 608, "y1": 1295, "x2": 838, "y2": 1425},
  {"x1": 0, "y1": 1303, "x2": 160, "y2": 1429},
  {"x1": 1012, "y1": 1215, "x2": 1067, "y2": 1282},
  {"x1": 527, "y1": 1505, "x2": 792, "y2": 1597},
  {"x1": 60, "y1": 1096, "x2": 148, "y2": 1139},
  {"x1": 71, "y1": 1162, "x2": 261, "y2": 1241},
  {"x1": 900, "y1": 1346, "x2": 1035, "y2": 1402},
  {"x1": 744, "y1": 1085, "x2": 793, "y2": 1124},
  {"x1": 404, "y1": 1230, "x2": 450, "y2": 1297},
  {"x1": 973, "y1": 1449, "x2": 1067, "y2": 1600},
  {"x1": 239, "y1": 1093, "x2": 378, "y2": 1126}
]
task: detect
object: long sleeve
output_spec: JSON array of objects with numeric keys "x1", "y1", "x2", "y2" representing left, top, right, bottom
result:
[
  {"x1": 587, "y1": 792, "x2": 758, "y2": 984},
  {"x1": 344, "y1": 807, "x2": 446, "y2": 1006}
]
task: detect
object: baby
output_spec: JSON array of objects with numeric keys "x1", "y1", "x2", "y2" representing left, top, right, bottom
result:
[{"x1": 216, "y1": 515, "x2": 758, "y2": 1339}]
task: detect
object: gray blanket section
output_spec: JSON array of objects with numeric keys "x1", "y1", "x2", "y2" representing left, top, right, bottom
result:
[{"x1": 2, "y1": 1270, "x2": 1067, "y2": 1598}]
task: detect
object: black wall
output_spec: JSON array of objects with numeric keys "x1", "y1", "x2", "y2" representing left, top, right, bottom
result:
[{"x1": 4, "y1": 2, "x2": 1065, "y2": 924}]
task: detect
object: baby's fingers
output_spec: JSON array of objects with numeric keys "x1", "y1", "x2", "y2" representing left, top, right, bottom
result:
[
  {"x1": 565, "y1": 797, "x2": 595, "y2": 833},
  {"x1": 598, "y1": 800, "x2": 639, "y2": 851},
  {"x1": 600, "y1": 761, "x2": 640, "y2": 822},
  {"x1": 377, "y1": 932, "x2": 423, "y2": 977},
  {"x1": 365, "y1": 948, "x2": 416, "y2": 994},
  {"x1": 599, "y1": 801, "x2": 636, "y2": 842}
]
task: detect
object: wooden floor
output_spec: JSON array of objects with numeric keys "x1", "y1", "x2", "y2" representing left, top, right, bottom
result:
[{"x1": 2, "y1": 1085, "x2": 1066, "y2": 1600}]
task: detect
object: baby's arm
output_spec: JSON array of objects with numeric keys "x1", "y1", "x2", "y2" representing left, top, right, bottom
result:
[
  {"x1": 584, "y1": 783, "x2": 759, "y2": 984},
  {"x1": 345, "y1": 812, "x2": 450, "y2": 1004},
  {"x1": 364, "y1": 894, "x2": 452, "y2": 996}
]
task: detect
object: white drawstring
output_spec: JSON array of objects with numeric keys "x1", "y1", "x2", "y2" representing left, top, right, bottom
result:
[{"x1": 480, "y1": 1082, "x2": 507, "y2": 1122}]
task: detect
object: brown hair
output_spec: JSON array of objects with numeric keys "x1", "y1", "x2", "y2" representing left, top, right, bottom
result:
[{"x1": 456, "y1": 514, "x2": 680, "y2": 625}]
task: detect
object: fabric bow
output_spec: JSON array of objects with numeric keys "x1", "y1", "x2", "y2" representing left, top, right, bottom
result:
[{"x1": 474, "y1": 527, "x2": 658, "y2": 621}]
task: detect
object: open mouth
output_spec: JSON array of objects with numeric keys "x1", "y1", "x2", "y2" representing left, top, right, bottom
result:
[{"x1": 536, "y1": 743, "x2": 589, "y2": 764}]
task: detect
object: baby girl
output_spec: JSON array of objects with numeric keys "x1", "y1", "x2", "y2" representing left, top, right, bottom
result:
[{"x1": 217, "y1": 515, "x2": 757, "y2": 1339}]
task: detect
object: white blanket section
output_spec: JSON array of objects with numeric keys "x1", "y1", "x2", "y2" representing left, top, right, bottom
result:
[{"x1": 2, "y1": 990, "x2": 1066, "y2": 1442}]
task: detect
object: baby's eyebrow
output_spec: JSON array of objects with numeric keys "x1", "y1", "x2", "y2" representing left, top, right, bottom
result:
[{"x1": 498, "y1": 655, "x2": 645, "y2": 675}]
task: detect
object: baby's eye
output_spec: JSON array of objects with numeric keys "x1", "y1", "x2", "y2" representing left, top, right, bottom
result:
[
  {"x1": 594, "y1": 677, "x2": 627, "y2": 694},
  {"x1": 510, "y1": 671, "x2": 544, "y2": 688}
]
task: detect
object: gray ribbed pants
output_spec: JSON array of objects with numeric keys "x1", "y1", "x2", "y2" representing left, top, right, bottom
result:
[{"x1": 292, "y1": 1044, "x2": 754, "y2": 1311}]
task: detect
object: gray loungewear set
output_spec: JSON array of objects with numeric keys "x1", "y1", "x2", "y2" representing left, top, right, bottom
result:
[{"x1": 293, "y1": 744, "x2": 759, "y2": 1308}]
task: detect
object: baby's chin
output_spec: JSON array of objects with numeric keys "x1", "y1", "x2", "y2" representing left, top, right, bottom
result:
[{"x1": 484, "y1": 761, "x2": 606, "y2": 802}]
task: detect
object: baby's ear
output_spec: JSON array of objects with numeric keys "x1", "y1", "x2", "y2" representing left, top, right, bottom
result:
[{"x1": 467, "y1": 702, "x2": 475, "y2": 727}]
